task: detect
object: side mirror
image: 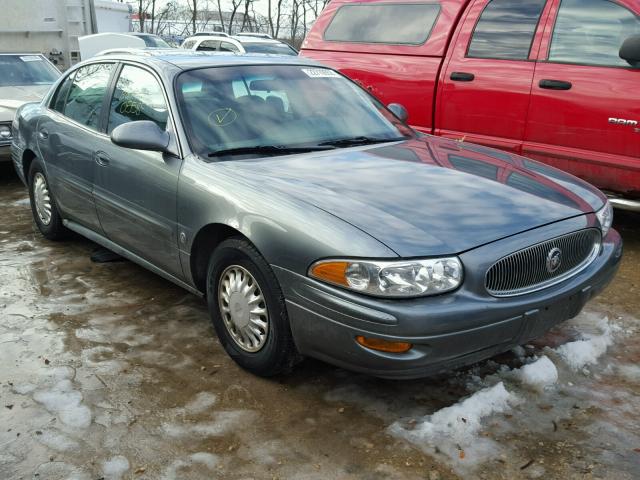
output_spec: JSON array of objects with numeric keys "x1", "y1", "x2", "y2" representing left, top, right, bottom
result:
[
  {"x1": 620, "y1": 34, "x2": 640, "y2": 67},
  {"x1": 110, "y1": 120, "x2": 170, "y2": 152},
  {"x1": 387, "y1": 103, "x2": 408, "y2": 123}
]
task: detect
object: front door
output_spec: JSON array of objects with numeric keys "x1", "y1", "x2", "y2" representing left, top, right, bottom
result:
[
  {"x1": 93, "y1": 63, "x2": 183, "y2": 278},
  {"x1": 437, "y1": 0, "x2": 549, "y2": 153},
  {"x1": 37, "y1": 63, "x2": 115, "y2": 231},
  {"x1": 524, "y1": 0, "x2": 640, "y2": 197}
]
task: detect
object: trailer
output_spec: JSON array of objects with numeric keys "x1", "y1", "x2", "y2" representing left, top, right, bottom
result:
[{"x1": 0, "y1": 0, "x2": 132, "y2": 71}]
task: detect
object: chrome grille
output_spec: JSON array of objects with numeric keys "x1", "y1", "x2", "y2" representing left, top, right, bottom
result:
[{"x1": 485, "y1": 229, "x2": 601, "y2": 297}]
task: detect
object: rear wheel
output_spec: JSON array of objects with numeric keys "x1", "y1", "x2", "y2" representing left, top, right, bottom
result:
[
  {"x1": 206, "y1": 237, "x2": 298, "y2": 377},
  {"x1": 28, "y1": 160, "x2": 67, "y2": 240}
]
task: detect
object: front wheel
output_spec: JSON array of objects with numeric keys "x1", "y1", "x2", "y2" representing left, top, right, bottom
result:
[
  {"x1": 206, "y1": 238, "x2": 299, "y2": 377},
  {"x1": 28, "y1": 160, "x2": 67, "y2": 240}
]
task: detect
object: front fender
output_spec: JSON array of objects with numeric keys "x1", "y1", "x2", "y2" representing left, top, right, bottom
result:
[{"x1": 177, "y1": 155, "x2": 397, "y2": 281}]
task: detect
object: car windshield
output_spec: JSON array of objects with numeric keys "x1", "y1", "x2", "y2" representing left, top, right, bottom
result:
[
  {"x1": 0, "y1": 55, "x2": 60, "y2": 87},
  {"x1": 138, "y1": 35, "x2": 171, "y2": 48},
  {"x1": 241, "y1": 42, "x2": 297, "y2": 55},
  {"x1": 175, "y1": 65, "x2": 414, "y2": 159}
]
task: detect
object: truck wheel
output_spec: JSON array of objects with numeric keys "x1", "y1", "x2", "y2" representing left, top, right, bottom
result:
[
  {"x1": 206, "y1": 237, "x2": 299, "y2": 377},
  {"x1": 28, "y1": 160, "x2": 67, "y2": 240}
]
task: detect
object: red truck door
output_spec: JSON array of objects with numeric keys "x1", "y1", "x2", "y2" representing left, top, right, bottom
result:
[
  {"x1": 436, "y1": 0, "x2": 551, "y2": 153},
  {"x1": 524, "y1": 0, "x2": 640, "y2": 198}
]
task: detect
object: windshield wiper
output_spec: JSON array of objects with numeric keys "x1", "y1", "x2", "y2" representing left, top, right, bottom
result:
[
  {"x1": 317, "y1": 136, "x2": 406, "y2": 147},
  {"x1": 208, "y1": 145, "x2": 334, "y2": 158}
]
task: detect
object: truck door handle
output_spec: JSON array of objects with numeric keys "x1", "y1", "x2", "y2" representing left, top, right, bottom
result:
[
  {"x1": 38, "y1": 129, "x2": 49, "y2": 140},
  {"x1": 94, "y1": 152, "x2": 111, "y2": 167},
  {"x1": 539, "y1": 79, "x2": 572, "y2": 90},
  {"x1": 450, "y1": 72, "x2": 475, "y2": 82}
]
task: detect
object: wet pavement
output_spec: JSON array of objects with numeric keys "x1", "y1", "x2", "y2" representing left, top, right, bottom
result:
[{"x1": 1, "y1": 163, "x2": 639, "y2": 480}]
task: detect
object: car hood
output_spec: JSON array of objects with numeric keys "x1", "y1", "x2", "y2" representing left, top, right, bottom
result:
[
  {"x1": 219, "y1": 138, "x2": 605, "y2": 257},
  {"x1": 0, "y1": 85, "x2": 50, "y2": 120}
]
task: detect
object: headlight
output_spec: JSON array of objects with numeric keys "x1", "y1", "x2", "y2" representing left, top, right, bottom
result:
[
  {"x1": 596, "y1": 200, "x2": 613, "y2": 237},
  {"x1": 0, "y1": 124, "x2": 12, "y2": 142},
  {"x1": 309, "y1": 257, "x2": 463, "y2": 298}
]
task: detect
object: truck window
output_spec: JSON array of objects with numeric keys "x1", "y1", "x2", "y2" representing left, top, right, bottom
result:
[
  {"x1": 549, "y1": 0, "x2": 640, "y2": 68},
  {"x1": 323, "y1": 3, "x2": 441, "y2": 45},
  {"x1": 467, "y1": 0, "x2": 546, "y2": 60}
]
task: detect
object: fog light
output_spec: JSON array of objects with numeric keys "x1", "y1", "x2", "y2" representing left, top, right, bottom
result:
[{"x1": 356, "y1": 336, "x2": 412, "y2": 353}]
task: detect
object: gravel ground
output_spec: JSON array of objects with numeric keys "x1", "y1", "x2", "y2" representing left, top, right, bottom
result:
[{"x1": 1, "y1": 163, "x2": 639, "y2": 480}]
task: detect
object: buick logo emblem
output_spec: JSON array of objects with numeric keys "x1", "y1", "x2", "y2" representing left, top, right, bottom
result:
[{"x1": 546, "y1": 248, "x2": 562, "y2": 273}]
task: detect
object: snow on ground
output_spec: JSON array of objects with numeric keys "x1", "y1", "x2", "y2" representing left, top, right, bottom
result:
[
  {"x1": 390, "y1": 382, "x2": 519, "y2": 467},
  {"x1": 383, "y1": 310, "x2": 630, "y2": 476},
  {"x1": 101, "y1": 455, "x2": 130, "y2": 480},
  {"x1": 553, "y1": 315, "x2": 618, "y2": 371},
  {"x1": 513, "y1": 355, "x2": 558, "y2": 392}
]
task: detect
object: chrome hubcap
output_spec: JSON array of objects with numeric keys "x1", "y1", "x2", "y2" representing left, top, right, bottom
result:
[
  {"x1": 33, "y1": 173, "x2": 52, "y2": 225},
  {"x1": 218, "y1": 265, "x2": 268, "y2": 352}
]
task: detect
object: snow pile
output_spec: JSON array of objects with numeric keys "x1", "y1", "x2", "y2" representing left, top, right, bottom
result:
[
  {"x1": 514, "y1": 356, "x2": 558, "y2": 392},
  {"x1": 33, "y1": 379, "x2": 92, "y2": 429},
  {"x1": 554, "y1": 316, "x2": 616, "y2": 371},
  {"x1": 389, "y1": 382, "x2": 519, "y2": 467},
  {"x1": 102, "y1": 455, "x2": 130, "y2": 480}
]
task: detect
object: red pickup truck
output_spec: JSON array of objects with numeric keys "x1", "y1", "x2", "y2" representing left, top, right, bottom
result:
[{"x1": 300, "y1": 0, "x2": 640, "y2": 210}]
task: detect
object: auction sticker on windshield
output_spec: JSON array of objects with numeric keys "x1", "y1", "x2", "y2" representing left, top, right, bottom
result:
[
  {"x1": 301, "y1": 68, "x2": 341, "y2": 78},
  {"x1": 20, "y1": 56, "x2": 42, "y2": 62}
]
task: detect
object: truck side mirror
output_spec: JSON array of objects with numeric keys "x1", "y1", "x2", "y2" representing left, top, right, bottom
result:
[
  {"x1": 387, "y1": 103, "x2": 409, "y2": 123},
  {"x1": 619, "y1": 34, "x2": 640, "y2": 67}
]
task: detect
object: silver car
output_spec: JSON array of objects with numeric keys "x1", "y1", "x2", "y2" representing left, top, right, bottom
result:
[
  {"x1": 0, "y1": 53, "x2": 60, "y2": 162},
  {"x1": 12, "y1": 52, "x2": 622, "y2": 379}
]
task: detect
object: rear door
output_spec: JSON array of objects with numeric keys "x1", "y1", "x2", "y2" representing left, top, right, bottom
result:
[
  {"x1": 524, "y1": 0, "x2": 640, "y2": 197},
  {"x1": 437, "y1": 0, "x2": 550, "y2": 153},
  {"x1": 37, "y1": 62, "x2": 115, "y2": 232}
]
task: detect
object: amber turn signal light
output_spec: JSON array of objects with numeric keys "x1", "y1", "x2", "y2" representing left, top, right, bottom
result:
[
  {"x1": 309, "y1": 261, "x2": 349, "y2": 286},
  {"x1": 356, "y1": 336, "x2": 412, "y2": 353}
]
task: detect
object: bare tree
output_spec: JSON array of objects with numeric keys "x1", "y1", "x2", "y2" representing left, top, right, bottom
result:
[
  {"x1": 216, "y1": 0, "x2": 226, "y2": 33},
  {"x1": 228, "y1": 0, "x2": 242, "y2": 34},
  {"x1": 137, "y1": 0, "x2": 148, "y2": 32},
  {"x1": 186, "y1": 0, "x2": 198, "y2": 35},
  {"x1": 267, "y1": 0, "x2": 285, "y2": 38}
]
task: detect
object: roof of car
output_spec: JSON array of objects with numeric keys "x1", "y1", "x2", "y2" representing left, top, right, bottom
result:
[{"x1": 92, "y1": 50, "x2": 317, "y2": 70}]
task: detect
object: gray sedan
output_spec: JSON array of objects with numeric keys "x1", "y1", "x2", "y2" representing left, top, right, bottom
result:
[{"x1": 12, "y1": 53, "x2": 622, "y2": 379}]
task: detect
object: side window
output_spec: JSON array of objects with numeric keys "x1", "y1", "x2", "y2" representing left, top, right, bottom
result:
[
  {"x1": 182, "y1": 39, "x2": 196, "y2": 49},
  {"x1": 107, "y1": 65, "x2": 169, "y2": 134},
  {"x1": 549, "y1": 0, "x2": 640, "y2": 67},
  {"x1": 50, "y1": 72, "x2": 75, "y2": 113},
  {"x1": 63, "y1": 63, "x2": 113, "y2": 130},
  {"x1": 219, "y1": 42, "x2": 239, "y2": 52},
  {"x1": 467, "y1": 0, "x2": 547, "y2": 60},
  {"x1": 197, "y1": 40, "x2": 218, "y2": 51},
  {"x1": 323, "y1": 3, "x2": 441, "y2": 45}
]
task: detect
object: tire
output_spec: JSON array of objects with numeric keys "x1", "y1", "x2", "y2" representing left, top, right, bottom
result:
[
  {"x1": 206, "y1": 237, "x2": 299, "y2": 377},
  {"x1": 28, "y1": 159, "x2": 67, "y2": 240}
]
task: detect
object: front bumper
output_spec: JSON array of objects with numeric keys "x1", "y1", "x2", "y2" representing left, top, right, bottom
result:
[{"x1": 275, "y1": 219, "x2": 623, "y2": 379}]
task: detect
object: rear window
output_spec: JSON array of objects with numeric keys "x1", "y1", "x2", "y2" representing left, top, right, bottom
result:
[{"x1": 324, "y1": 3, "x2": 441, "y2": 45}]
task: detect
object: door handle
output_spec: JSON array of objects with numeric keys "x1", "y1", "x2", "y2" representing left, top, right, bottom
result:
[
  {"x1": 450, "y1": 72, "x2": 475, "y2": 82},
  {"x1": 38, "y1": 129, "x2": 49, "y2": 140},
  {"x1": 94, "y1": 152, "x2": 111, "y2": 167},
  {"x1": 539, "y1": 79, "x2": 572, "y2": 90}
]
